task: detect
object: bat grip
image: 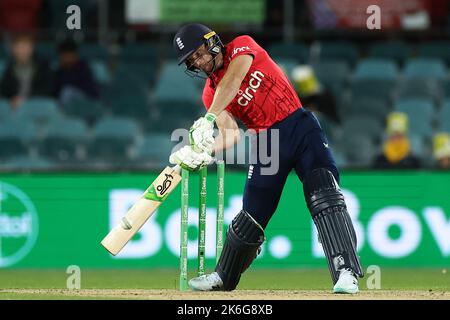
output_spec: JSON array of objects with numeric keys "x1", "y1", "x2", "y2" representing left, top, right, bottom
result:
[{"x1": 172, "y1": 164, "x2": 182, "y2": 174}]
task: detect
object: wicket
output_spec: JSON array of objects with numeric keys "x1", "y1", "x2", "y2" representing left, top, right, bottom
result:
[{"x1": 179, "y1": 160, "x2": 225, "y2": 291}]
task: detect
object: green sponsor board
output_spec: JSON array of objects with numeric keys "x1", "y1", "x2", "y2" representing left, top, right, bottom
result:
[
  {"x1": 160, "y1": 0, "x2": 265, "y2": 24},
  {"x1": 0, "y1": 171, "x2": 449, "y2": 269}
]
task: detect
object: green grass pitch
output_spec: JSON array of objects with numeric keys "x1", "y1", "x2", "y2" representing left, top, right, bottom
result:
[{"x1": 0, "y1": 268, "x2": 448, "y2": 299}]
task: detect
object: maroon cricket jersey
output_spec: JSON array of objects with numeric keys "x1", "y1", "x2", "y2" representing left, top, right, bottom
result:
[{"x1": 202, "y1": 35, "x2": 302, "y2": 132}]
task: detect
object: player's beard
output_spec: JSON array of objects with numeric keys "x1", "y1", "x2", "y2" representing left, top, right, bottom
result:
[{"x1": 200, "y1": 57, "x2": 214, "y2": 74}]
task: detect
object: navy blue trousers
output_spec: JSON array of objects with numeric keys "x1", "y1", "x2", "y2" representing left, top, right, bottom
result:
[{"x1": 243, "y1": 108, "x2": 339, "y2": 229}]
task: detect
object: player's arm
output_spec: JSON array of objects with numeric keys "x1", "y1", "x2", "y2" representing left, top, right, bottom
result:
[
  {"x1": 208, "y1": 55, "x2": 253, "y2": 117},
  {"x1": 189, "y1": 54, "x2": 253, "y2": 154},
  {"x1": 214, "y1": 110, "x2": 240, "y2": 152}
]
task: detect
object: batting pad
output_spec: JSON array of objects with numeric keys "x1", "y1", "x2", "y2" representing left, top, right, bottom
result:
[
  {"x1": 303, "y1": 168, "x2": 364, "y2": 284},
  {"x1": 216, "y1": 210, "x2": 265, "y2": 291}
]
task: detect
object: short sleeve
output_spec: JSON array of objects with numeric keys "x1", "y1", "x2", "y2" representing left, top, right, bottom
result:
[{"x1": 229, "y1": 35, "x2": 259, "y2": 61}]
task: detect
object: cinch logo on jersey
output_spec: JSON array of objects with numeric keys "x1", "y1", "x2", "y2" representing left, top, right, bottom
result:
[
  {"x1": 238, "y1": 71, "x2": 265, "y2": 107},
  {"x1": 176, "y1": 37, "x2": 184, "y2": 50},
  {"x1": 231, "y1": 46, "x2": 250, "y2": 59}
]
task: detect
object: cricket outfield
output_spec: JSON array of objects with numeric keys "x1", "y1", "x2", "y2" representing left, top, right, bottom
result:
[{"x1": 0, "y1": 268, "x2": 448, "y2": 300}]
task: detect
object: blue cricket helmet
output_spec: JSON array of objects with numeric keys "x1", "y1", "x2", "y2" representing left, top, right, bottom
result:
[{"x1": 173, "y1": 23, "x2": 223, "y2": 66}]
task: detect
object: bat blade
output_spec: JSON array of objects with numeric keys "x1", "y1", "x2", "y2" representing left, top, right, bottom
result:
[{"x1": 101, "y1": 166, "x2": 181, "y2": 256}]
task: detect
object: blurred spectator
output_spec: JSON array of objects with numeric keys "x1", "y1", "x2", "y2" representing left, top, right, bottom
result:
[
  {"x1": 263, "y1": 0, "x2": 284, "y2": 43},
  {"x1": 0, "y1": 33, "x2": 54, "y2": 109},
  {"x1": 426, "y1": 0, "x2": 450, "y2": 27},
  {"x1": 263, "y1": 0, "x2": 311, "y2": 43},
  {"x1": 373, "y1": 112, "x2": 421, "y2": 169},
  {"x1": 433, "y1": 132, "x2": 450, "y2": 170},
  {"x1": 291, "y1": 65, "x2": 340, "y2": 123},
  {"x1": 55, "y1": 39, "x2": 100, "y2": 105},
  {"x1": 0, "y1": 0, "x2": 44, "y2": 34}
]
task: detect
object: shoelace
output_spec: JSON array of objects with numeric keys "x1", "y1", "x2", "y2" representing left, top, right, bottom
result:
[
  {"x1": 199, "y1": 273, "x2": 223, "y2": 290},
  {"x1": 199, "y1": 273, "x2": 220, "y2": 285},
  {"x1": 340, "y1": 268, "x2": 358, "y2": 282}
]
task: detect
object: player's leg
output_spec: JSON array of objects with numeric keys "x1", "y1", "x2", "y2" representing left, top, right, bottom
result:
[
  {"x1": 189, "y1": 129, "x2": 293, "y2": 291},
  {"x1": 294, "y1": 111, "x2": 363, "y2": 293},
  {"x1": 213, "y1": 150, "x2": 292, "y2": 291},
  {"x1": 188, "y1": 207, "x2": 266, "y2": 291}
]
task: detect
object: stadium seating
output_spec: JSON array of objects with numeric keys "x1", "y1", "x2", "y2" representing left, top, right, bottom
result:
[
  {"x1": 152, "y1": 62, "x2": 203, "y2": 127},
  {"x1": 341, "y1": 115, "x2": 384, "y2": 143},
  {"x1": 0, "y1": 156, "x2": 54, "y2": 170},
  {"x1": 0, "y1": 119, "x2": 38, "y2": 158},
  {"x1": 417, "y1": 41, "x2": 450, "y2": 66},
  {"x1": 79, "y1": 43, "x2": 109, "y2": 61},
  {"x1": 339, "y1": 135, "x2": 376, "y2": 167},
  {"x1": 144, "y1": 111, "x2": 196, "y2": 134},
  {"x1": 135, "y1": 133, "x2": 176, "y2": 167},
  {"x1": 344, "y1": 98, "x2": 390, "y2": 122},
  {"x1": 396, "y1": 78, "x2": 443, "y2": 102},
  {"x1": 331, "y1": 148, "x2": 348, "y2": 168},
  {"x1": 115, "y1": 43, "x2": 158, "y2": 86},
  {"x1": 394, "y1": 98, "x2": 435, "y2": 138},
  {"x1": 443, "y1": 79, "x2": 450, "y2": 98},
  {"x1": 14, "y1": 98, "x2": 61, "y2": 132},
  {"x1": 120, "y1": 43, "x2": 157, "y2": 61},
  {"x1": 350, "y1": 79, "x2": 397, "y2": 102},
  {"x1": 353, "y1": 58, "x2": 399, "y2": 81},
  {"x1": 267, "y1": 42, "x2": 309, "y2": 63},
  {"x1": 115, "y1": 61, "x2": 157, "y2": 88},
  {"x1": 88, "y1": 116, "x2": 140, "y2": 160},
  {"x1": 35, "y1": 43, "x2": 58, "y2": 62},
  {"x1": 352, "y1": 59, "x2": 398, "y2": 105},
  {"x1": 64, "y1": 95, "x2": 105, "y2": 124},
  {"x1": 312, "y1": 61, "x2": 350, "y2": 87},
  {"x1": 108, "y1": 89, "x2": 151, "y2": 119},
  {"x1": 0, "y1": 99, "x2": 10, "y2": 120},
  {"x1": 368, "y1": 41, "x2": 412, "y2": 66},
  {"x1": 90, "y1": 60, "x2": 111, "y2": 85},
  {"x1": 438, "y1": 100, "x2": 450, "y2": 132},
  {"x1": 404, "y1": 58, "x2": 447, "y2": 80},
  {"x1": 316, "y1": 41, "x2": 359, "y2": 66},
  {"x1": 409, "y1": 134, "x2": 430, "y2": 161},
  {"x1": 38, "y1": 116, "x2": 89, "y2": 161},
  {"x1": 152, "y1": 61, "x2": 201, "y2": 103}
]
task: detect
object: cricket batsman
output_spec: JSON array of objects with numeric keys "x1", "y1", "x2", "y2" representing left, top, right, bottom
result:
[{"x1": 168, "y1": 23, "x2": 364, "y2": 293}]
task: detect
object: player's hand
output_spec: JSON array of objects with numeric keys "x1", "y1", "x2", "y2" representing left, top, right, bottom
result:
[
  {"x1": 169, "y1": 145, "x2": 213, "y2": 171},
  {"x1": 189, "y1": 113, "x2": 216, "y2": 154}
]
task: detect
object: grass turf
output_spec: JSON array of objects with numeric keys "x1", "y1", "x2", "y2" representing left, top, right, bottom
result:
[{"x1": 0, "y1": 268, "x2": 448, "y2": 299}]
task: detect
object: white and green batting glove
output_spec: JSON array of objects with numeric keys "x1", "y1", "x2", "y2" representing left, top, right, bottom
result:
[
  {"x1": 169, "y1": 145, "x2": 213, "y2": 171},
  {"x1": 189, "y1": 112, "x2": 216, "y2": 154}
]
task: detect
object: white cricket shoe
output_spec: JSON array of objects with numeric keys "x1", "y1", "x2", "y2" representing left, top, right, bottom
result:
[
  {"x1": 333, "y1": 268, "x2": 359, "y2": 294},
  {"x1": 188, "y1": 272, "x2": 224, "y2": 291}
]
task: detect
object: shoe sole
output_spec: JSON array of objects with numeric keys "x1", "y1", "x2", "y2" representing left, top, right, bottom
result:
[
  {"x1": 188, "y1": 282, "x2": 209, "y2": 291},
  {"x1": 333, "y1": 287, "x2": 359, "y2": 294},
  {"x1": 188, "y1": 283, "x2": 223, "y2": 292}
]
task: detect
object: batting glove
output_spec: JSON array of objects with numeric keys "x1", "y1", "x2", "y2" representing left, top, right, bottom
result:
[
  {"x1": 189, "y1": 113, "x2": 216, "y2": 154},
  {"x1": 169, "y1": 145, "x2": 213, "y2": 171}
]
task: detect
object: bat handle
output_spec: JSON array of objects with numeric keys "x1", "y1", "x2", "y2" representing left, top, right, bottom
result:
[{"x1": 172, "y1": 164, "x2": 182, "y2": 174}]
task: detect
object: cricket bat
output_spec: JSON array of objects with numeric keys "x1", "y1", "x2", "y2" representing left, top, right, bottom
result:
[{"x1": 101, "y1": 165, "x2": 182, "y2": 255}]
